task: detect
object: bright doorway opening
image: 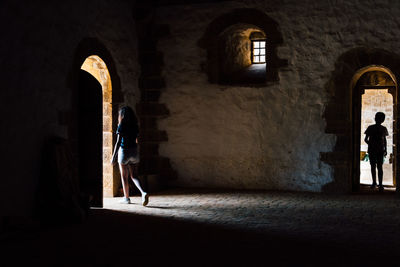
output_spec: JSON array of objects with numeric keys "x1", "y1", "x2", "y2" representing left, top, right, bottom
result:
[{"x1": 360, "y1": 89, "x2": 394, "y2": 186}]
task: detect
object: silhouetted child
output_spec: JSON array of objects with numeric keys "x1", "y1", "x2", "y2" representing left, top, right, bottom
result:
[{"x1": 364, "y1": 112, "x2": 388, "y2": 192}]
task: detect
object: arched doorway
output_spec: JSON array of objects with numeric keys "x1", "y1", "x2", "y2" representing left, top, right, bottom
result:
[
  {"x1": 70, "y1": 38, "x2": 124, "y2": 207},
  {"x1": 322, "y1": 47, "x2": 400, "y2": 194},
  {"x1": 351, "y1": 66, "x2": 397, "y2": 191},
  {"x1": 81, "y1": 56, "x2": 113, "y2": 198}
]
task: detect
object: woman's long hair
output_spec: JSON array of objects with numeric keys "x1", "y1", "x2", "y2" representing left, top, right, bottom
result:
[{"x1": 119, "y1": 106, "x2": 138, "y2": 132}]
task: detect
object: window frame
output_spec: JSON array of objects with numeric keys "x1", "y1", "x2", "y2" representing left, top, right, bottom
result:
[{"x1": 251, "y1": 39, "x2": 266, "y2": 64}]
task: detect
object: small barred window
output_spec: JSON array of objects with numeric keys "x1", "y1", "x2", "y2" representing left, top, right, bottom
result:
[{"x1": 252, "y1": 40, "x2": 266, "y2": 63}]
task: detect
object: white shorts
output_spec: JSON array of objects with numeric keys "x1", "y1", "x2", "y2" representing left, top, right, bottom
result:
[{"x1": 118, "y1": 146, "x2": 140, "y2": 165}]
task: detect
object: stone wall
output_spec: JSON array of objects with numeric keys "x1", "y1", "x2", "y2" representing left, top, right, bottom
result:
[
  {"x1": 155, "y1": 0, "x2": 400, "y2": 192},
  {"x1": 0, "y1": 0, "x2": 140, "y2": 217}
]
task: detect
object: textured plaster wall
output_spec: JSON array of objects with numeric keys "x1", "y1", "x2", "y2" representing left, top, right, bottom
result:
[
  {"x1": 156, "y1": 0, "x2": 400, "y2": 191},
  {"x1": 0, "y1": 0, "x2": 139, "y2": 216}
]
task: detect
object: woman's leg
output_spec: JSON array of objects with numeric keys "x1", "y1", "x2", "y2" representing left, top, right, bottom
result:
[
  {"x1": 127, "y1": 163, "x2": 145, "y2": 195},
  {"x1": 119, "y1": 163, "x2": 130, "y2": 198},
  {"x1": 128, "y1": 163, "x2": 149, "y2": 206}
]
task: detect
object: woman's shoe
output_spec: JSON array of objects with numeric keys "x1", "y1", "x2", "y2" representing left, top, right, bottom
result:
[
  {"x1": 119, "y1": 197, "x2": 131, "y2": 204},
  {"x1": 142, "y1": 193, "x2": 149, "y2": 206}
]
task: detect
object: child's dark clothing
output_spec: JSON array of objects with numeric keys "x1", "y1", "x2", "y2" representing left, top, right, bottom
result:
[
  {"x1": 364, "y1": 124, "x2": 388, "y2": 188},
  {"x1": 365, "y1": 124, "x2": 388, "y2": 155}
]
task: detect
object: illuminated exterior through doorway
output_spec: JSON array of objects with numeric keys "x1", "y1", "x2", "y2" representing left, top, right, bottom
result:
[{"x1": 360, "y1": 89, "x2": 394, "y2": 186}]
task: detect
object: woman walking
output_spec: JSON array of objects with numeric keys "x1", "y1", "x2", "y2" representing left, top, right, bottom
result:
[{"x1": 111, "y1": 106, "x2": 149, "y2": 205}]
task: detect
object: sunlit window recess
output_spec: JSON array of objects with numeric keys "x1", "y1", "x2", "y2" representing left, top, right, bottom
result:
[{"x1": 252, "y1": 40, "x2": 266, "y2": 63}]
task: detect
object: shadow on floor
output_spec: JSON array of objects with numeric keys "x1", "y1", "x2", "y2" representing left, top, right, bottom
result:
[{"x1": 2, "y1": 207, "x2": 396, "y2": 266}]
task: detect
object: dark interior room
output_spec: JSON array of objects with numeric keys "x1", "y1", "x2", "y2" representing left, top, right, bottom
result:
[{"x1": 1, "y1": 0, "x2": 400, "y2": 266}]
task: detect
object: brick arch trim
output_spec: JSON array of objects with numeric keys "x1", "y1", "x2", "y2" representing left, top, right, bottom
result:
[
  {"x1": 322, "y1": 47, "x2": 400, "y2": 193},
  {"x1": 198, "y1": 8, "x2": 287, "y2": 83}
]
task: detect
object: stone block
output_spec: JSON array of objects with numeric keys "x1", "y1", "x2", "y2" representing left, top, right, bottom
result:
[
  {"x1": 103, "y1": 164, "x2": 113, "y2": 175},
  {"x1": 103, "y1": 171, "x2": 113, "y2": 198},
  {"x1": 140, "y1": 143, "x2": 159, "y2": 157},
  {"x1": 320, "y1": 152, "x2": 350, "y2": 164},
  {"x1": 139, "y1": 117, "x2": 158, "y2": 129},
  {"x1": 138, "y1": 76, "x2": 166, "y2": 90},
  {"x1": 139, "y1": 156, "x2": 174, "y2": 176},
  {"x1": 138, "y1": 52, "x2": 164, "y2": 66},
  {"x1": 103, "y1": 103, "x2": 112, "y2": 115},
  {"x1": 103, "y1": 132, "x2": 113, "y2": 148},
  {"x1": 136, "y1": 103, "x2": 169, "y2": 117},
  {"x1": 103, "y1": 147, "x2": 112, "y2": 162},
  {"x1": 145, "y1": 174, "x2": 167, "y2": 192},
  {"x1": 103, "y1": 116, "x2": 112, "y2": 131},
  {"x1": 334, "y1": 135, "x2": 350, "y2": 151},
  {"x1": 103, "y1": 90, "x2": 111, "y2": 103},
  {"x1": 103, "y1": 187, "x2": 113, "y2": 198},
  {"x1": 324, "y1": 106, "x2": 349, "y2": 122},
  {"x1": 158, "y1": 165, "x2": 178, "y2": 180},
  {"x1": 103, "y1": 175, "x2": 112, "y2": 187},
  {"x1": 324, "y1": 120, "x2": 351, "y2": 134},
  {"x1": 141, "y1": 89, "x2": 161, "y2": 102},
  {"x1": 139, "y1": 130, "x2": 168, "y2": 143},
  {"x1": 140, "y1": 62, "x2": 162, "y2": 76}
]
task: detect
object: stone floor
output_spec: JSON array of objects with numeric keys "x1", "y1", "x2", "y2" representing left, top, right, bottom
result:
[{"x1": 2, "y1": 187, "x2": 400, "y2": 266}]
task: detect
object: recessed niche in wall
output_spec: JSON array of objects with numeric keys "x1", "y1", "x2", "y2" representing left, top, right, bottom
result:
[
  {"x1": 198, "y1": 8, "x2": 287, "y2": 86},
  {"x1": 218, "y1": 25, "x2": 267, "y2": 85}
]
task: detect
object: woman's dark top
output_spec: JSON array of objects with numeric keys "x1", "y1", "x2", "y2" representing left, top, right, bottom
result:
[{"x1": 116, "y1": 123, "x2": 139, "y2": 149}]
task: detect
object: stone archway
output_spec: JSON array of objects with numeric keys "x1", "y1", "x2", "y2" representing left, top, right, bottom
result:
[
  {"x1": 322, "y1": 47, "x2": 400, "y2": 193},
  {"x1": 68, "y1": 38, "x2": 124, "y2": 205},
  {"x1": 81, "y1": 55, "x2": 114, "y2": 197},
  {"x1": 351, "y1": 66, "x2": 397, "y2": 190}
]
